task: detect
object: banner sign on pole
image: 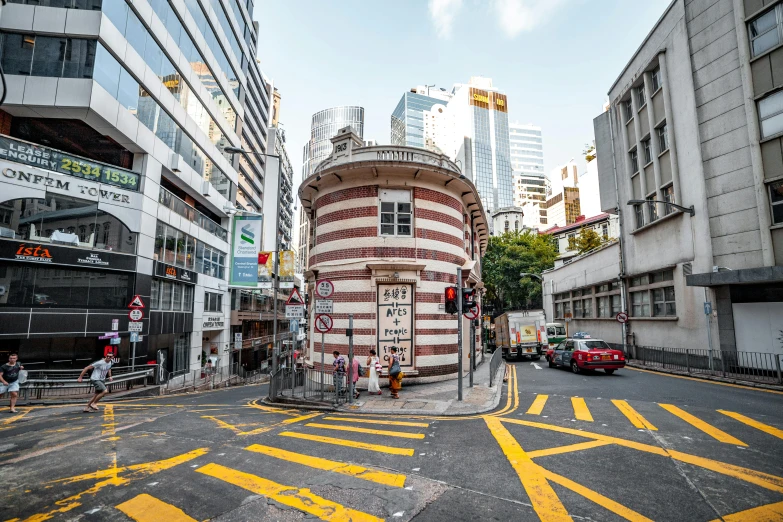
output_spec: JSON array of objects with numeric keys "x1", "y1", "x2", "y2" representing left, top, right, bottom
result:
[
  {"x1": 229, "y1": 215, "x2": 263, "y2": 287},
  {"x1": 257, "y1": 251, "x2": 274, "y2": 288},
  {"x1": 279, "y1": 250, "x2": 296, "y2": 289}
]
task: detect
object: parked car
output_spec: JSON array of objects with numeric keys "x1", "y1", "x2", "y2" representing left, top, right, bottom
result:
[{"x1": 547, "y1": 338, "x2": 626, "y2": 375}]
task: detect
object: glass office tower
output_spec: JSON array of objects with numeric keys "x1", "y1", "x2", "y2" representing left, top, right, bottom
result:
[
  {"x1": 390, "y1": 88, "x2": 453, "y2": 150},
  {"x1": 302, "y1": 106, "x2": 364, "y2": 178}
]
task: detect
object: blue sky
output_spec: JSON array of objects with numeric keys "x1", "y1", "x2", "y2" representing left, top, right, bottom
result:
[{"x1": 256, "y1": 0, "x2": 672, "y2": 186}]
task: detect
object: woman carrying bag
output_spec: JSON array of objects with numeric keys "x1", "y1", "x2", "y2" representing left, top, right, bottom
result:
[
  {"x1": 387, "y1": 347, "x2": 403, "y2": 399},
  {"x1": 366, "y1": 349, "x2": 382, "y2": 395}
]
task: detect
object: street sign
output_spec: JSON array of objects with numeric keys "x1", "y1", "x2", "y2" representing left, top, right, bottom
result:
[
  {"x1": 129, "y1": 309, "x2": 143, "y2": 321},
  {"x1": 99, "y1": 332, "x2": 119, "y2": 339},
  {"x1": 315, "y1": 300, "x2": 333, "y2": 314},
  {"x1": 285, "y1": 287, "x2": 304, "y2": 305},
  {"x1": 112, "y1": 319, "x2": 119, "y2": 331},
  {"x1": 286, "y1": 305, "x2": 304, "y2": 319},
  {"x1": 110, "y1": 337, "x2": 121, "y2": 345},
  {"x1": 130, "y1": 332, "x2": 139, "y2": 342},
  {"x1": 616, "y1": 311, "x2": 629, "y2": 324},
  {"x1": 128, "y1": 322, "x2": 143, "y2": 332},
  {"x1": 234, "y1": 333, "x2": 242, "y2": 342},
  {"x1": 289, "y1": 319, "x2": 299, "y2": 332},
  {"x1": 128, "y1": 295, "x2": 145, "y2": 308},
  {"x1": 314, "y1": 313, "x2": 333, "y2": 334},
  {"x1": 464, "y1": 303, "x2": 480, "y2": 321},
  {"x1": 703, "y1": 302, "x2": 712, "y2": 315},
  {"x1": 316, "y1": 280, "x2": 334, "y2": 298}
]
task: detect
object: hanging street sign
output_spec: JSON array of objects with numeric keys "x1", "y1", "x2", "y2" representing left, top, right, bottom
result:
[
  {"x1": 128, "y1": 295, "x2": 145, "y2": 308},
  {"x1": 314, "y1": 314, "x2": 333, "y2": 334},
  {"x1": 315, "y1": 300, "x2": 333, "y2": 314},
  {"x1": 129, "y1": 309, "x2": 143, "y2": 321},
  {"x1": 316, "y1": 280, "x2": 334, "y2": 298}
]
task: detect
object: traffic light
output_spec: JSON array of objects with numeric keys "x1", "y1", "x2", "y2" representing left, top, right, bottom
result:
[
  {"x1": 462, "y1": 288, "x2": 476, "y2": 310},
  {"x1": 444, "y1": 286, "x2": 458, "y2": 314}
]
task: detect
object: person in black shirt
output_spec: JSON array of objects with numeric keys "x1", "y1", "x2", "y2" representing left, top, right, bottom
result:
[{"x1": 1, "y1": 353, "x2": 24, "y2": 413}]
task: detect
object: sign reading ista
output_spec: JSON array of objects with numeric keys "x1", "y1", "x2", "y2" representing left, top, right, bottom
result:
[
  {"x1": 154, "y1": 261, "x2": 197, "y2": 284},
  {"x1": 0, "y1": 239, "x2": 136, "y2": 271}
]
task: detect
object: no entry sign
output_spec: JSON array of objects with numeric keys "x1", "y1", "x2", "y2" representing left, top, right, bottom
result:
[
  {"x1": 464, "y1": 303, "x2": 480, "y2": 321},
  {"x1": 314, "y1": 313, "x2": 333, "y2": 334},
  {"x1": 616, "y1": 312, "x2": 629, "y2": 324}
]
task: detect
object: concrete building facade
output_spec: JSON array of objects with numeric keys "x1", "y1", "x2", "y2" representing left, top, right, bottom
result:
[
  {"x1": 298, "y1": 127, "x2": 488, "y2": 382},
  {"x1": 491, "y1": 207, "x2": 528, "y2": 236}
]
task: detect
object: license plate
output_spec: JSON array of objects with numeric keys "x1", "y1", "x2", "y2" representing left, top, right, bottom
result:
[{"x1": 601, "y1": 355, "x2": 611, "y2": 360}]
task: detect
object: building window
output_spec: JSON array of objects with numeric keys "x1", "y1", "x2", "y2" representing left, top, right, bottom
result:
[
  {"x1": 582, "y1": 298, "x2": 592, "y2": 318},
  {"x1": 630, "y1": 149, "x2": 639, "y2": 173},
  {"x1": 630, "y1": 274, "x2": 650, "y2": 287},
  {"x1": 555, "y1": 303, "x2": 563, "y2": 318},
  {"x1": 634, "y1": 204, "x2": 645, "y2": 229},
  {"x1": 505, "y1": 220, "x2": 509, "y2": 232},
  {"x1": 749, "y1": 5, "x2": 781, "y2": 57},
  {"x1": 598, "y1": 296, "x2": 610, "y2": 318},
  {"x1": 379, "y1": 189, "x2": 412, "y2": 236},
  {"x1": 573, "y1": 299, "x2": 582, "y2": 318},
  {"x1": 651, "y1": 269, "x2": 674, "y2": 283},
  {"x1": 630, "y1": 291, "x2": 650, "y2": 317},
  {"x1": 635, "y1": 85, "x2": 646, "y2": 108},
  {"x1": 651, "y1": 67, "x2": 662, "y2": 92},
  {"x1": 642, "y1": 139, "x2": 652, "y2": 165},
  {"x1": 623, "y1": 99, "x2": 633, "y2": 122},
  {"x1": 770, "y1": 181, "x2": 783, "y2": 224},
  {"x1": 611, "y1": 294, "x2": 622, "y2": 315},
  {"x1": 663, "y1": 185, "x2": 675, "y2": 215},
  {"x1": 647, "y1": 196, "x2": 658, "y2": 222},
  {"x1": 758, "y1": 90, "x2": 783, "y2": 139},
  {"x1": 204, "y1": 291, "x2": 223, "y2": 313},
  {"x1": 653, "y1": 287, "x2": 676, "y2": 316},
  {"x1": 657, "y1": 124, "x2": 669, "y2": 152},
  {"x1": 196, "y1": 243, "x2": 226, "y2": 279},
  {"x1": 601, "y1": 223, "x2": 609, "y2": 239}
]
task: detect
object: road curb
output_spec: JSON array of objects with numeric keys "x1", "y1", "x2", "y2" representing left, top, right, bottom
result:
[{"x1": 626, "y1": 362, "x2": 783, "y2": 392}]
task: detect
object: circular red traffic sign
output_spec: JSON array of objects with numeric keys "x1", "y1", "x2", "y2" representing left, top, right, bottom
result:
[
  {"x1": 129, "y1": 309, "x2": 144, "y2": 321},
  {"x1": 314, "y1": 313, "x2": 333, "y2": 334},
  {"x1": 616, "y1": 312, "x2": 629, "y2": 324},
  {"x1": 316, "y1": 280, "x2": 334, "y2": 298},
  {"x1": 464, "y1": 303, "x2": 480, "y2": 321}
]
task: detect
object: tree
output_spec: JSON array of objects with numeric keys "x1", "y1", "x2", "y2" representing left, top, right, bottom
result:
[
  {"x1": 567, "y1": 227, "x2": 611, "y2": 255},
  {"x1": 483, "y1": 230, "x2": 558, "y2": 315}
]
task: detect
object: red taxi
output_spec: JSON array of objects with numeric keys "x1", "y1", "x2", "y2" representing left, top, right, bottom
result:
[{"x1": 547, "y1": 338, "x2": 626, "y2": 375}]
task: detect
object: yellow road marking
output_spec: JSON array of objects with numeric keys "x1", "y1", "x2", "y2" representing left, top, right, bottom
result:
[
  {"x1": 611, "y1": 400, "x2": 657, "y2": 430},
  {"x1": 102, "y1": 405, "x2": 116, "y2": 438},
  {"x1": 323, "y1": 416, "x2": 430, "y2": 428},
  {"x1": 526, "y1": 394, "x2": 548, "y2": 415},
  {"x1": 499, "y1": 418, "x2": 783, "y2": 493},
  {"x1": 197, "y1": 463, "x2": 383, "y2": 521},
  {"x1": 116, "y1": 493, "x2": 197, "y2": 522},
  {"x1": 245, "y1": 444, "x2": 405, "y2": 487},
  {"x1": 718, "y1": 410, "x2": 783, "y2": 441},
  {"x1": 484, "y1": 416, "x2": 571, "y2": 521},
  {"x1": 527, "y1": 440, "x2": 612, "y2": 459},
  {"x1": 710, "y1": 500, "x2": 783, "y2": 521},
  {"x1": 304, "y1": 422, "x2": 425, "y2": 439},
  {"x1": 659, "y1": 404, "x2": 747, "y2": 446},
  {"x1": 571, "y1": 398, "x2": 593, "y2": 422},
  {"x1": 625, "y1": 367, "x2": 783, "y2": 395},
  {"x1": 279, "y1": 431, "x2": 414, "y2": 456},
  {"x1": 282, "y1": 412, "x2": 323, "y2": 424},
  {"x1": 1, "y1": 408, "x2": 31, "y2": 426}
]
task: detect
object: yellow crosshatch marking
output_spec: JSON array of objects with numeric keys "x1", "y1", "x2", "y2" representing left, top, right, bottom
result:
[
  {"x1": 304, "y1": 422, "x2": 426, "y2": 439},
  {"x1": 322, "y1": 416, "x2": 430, "y2": 428},
  {"x1": 571, "y1": 397, "x2": 593, "y2": 422},
  {"x1": 116, "y1": 493, "x2": 197, "y2": 522},
  {"x1": 612, "y1": 400, "x2": 657, "y2": 430},
  {"x1": 659, "y1": 404, "x2": 747, "y2": 446},
  {"x1": 709, "y1": 500, "x2": 783, "y2": 521},
  {"x1": 718, "y1": 410, "x2": 783, "y2": 441},
  {"x1": 526, "y1": 394, "x2": 549, "y2": 415},
  {"x1": 279, "y1": 431, "x2": 415, "y2": 456}
]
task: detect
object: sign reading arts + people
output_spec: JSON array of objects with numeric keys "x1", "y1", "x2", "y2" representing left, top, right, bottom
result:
[{"x1": 377, "y1": 284, "x2": 413, "y2": 368}]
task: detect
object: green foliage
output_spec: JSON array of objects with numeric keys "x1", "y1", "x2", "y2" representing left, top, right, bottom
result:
[
  {"x1": 483, "y1": 230, "x2": 558, "y2": 316},
  {"x1": 583, "y1": 143, "x2": 596, "y2": 162},
  {"x1": 567, "y1": 227, "x2": 611, "y2": 255}
]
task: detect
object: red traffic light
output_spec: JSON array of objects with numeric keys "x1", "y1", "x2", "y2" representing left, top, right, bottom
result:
[
  {"x1": 445, "y1": 287, "x2": 457, "y2": 300},
  {"x1": 445, "y1": 286, "x2": 458, "y2": 314}
]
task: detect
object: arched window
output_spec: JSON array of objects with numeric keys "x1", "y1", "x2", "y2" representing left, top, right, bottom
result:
[{"x1": 504, "y1": 220, "x2": 509, "y2": 232}]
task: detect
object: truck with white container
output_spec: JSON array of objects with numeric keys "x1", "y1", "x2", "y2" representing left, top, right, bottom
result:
[{"x1": 494, "y1": 310, "x2": 548, "y2": 361}]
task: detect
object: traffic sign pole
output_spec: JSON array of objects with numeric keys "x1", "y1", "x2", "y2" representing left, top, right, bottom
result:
[{"x1": 457, "y1": 267, "x2": 462, "y2": 402}]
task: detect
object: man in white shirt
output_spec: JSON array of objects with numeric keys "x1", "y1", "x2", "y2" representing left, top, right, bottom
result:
[{"x1": 77, "y1": 354, "x2": 114, "y2": 412}]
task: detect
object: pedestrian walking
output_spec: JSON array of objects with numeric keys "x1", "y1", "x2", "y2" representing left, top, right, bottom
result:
[
  {"x1": 77, "y1": 354, "x2": 114, "y2": 412},
  {"x1": 366, "y1": 349, "x2": 381, "y2": 395},
  {"x1": 351, "y1": 356, "x2": 361, "y2": 399},
  {"x1": 332, "y1": 350, "x2": 346, "y2": 400},
  {"x1": 1, "y1": 353, "x2": 24, "y2": 413},
  {"x1": 387, "y1": 347, "x2": 403, "y2": 399},
  {"x1": 204, "y1": 359, "x2": 213, "y2": 375}
]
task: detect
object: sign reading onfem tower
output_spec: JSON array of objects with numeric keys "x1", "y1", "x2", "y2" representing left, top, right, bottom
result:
[{"x1": 230, "y1": 215, "x2": 262, "y2": 286}]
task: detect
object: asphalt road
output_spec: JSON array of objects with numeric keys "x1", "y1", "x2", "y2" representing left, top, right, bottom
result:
[{"x1": 1, "y1": 362, "x2": 782, "y2": 521}]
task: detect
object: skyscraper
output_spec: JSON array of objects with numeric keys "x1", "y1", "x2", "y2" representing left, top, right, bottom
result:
[
  {"x1": 509, "y1": 123, "x2": 548, "y2": 228},
  {"x1": 391, "y1": 86, "x2": 453, "y2": 151}
]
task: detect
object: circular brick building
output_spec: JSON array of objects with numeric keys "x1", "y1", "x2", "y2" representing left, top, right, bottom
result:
[{"x1": 298, "y1": 127, "x2": 489, "y2": 383}]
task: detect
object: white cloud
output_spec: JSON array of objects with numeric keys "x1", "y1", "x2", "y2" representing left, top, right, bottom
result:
[
  {"x1": 429, "y1": 0, "x2": 464, "y2": 39},
  {"x1": 492, "y1": 0, "x2": 568, "y2": 38}
]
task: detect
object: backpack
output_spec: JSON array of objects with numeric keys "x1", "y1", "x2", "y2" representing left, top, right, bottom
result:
[{"x1": 357, "y1": 364, "x2": 365, "y2": 377}]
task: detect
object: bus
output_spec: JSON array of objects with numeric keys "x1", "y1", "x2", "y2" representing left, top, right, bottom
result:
[{"x1": 546, "y1": 322, "x2": 567, "y2": 349}]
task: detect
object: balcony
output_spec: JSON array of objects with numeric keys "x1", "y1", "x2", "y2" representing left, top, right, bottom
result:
[{"x1": 159, "y1": 187, "x2": 228, "y2": 242}]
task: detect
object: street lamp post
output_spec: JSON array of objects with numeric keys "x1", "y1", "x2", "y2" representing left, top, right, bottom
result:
[{"x1": 224, "y1": 147, "x2": 285, "y2": 398}]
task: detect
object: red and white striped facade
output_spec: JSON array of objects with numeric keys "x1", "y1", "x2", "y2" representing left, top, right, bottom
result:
[{"x1": 298, "y1": 127, "x2": 489, "y2": 382}]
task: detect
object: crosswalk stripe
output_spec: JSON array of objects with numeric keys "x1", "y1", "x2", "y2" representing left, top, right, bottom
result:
[
  {"x1": 323, "y1": 416, "x2": 430, "y2": 428},
  {"x1": 305, "y1": 422, "x2": 425, "y2": 439},
  {"x1": 245, "y1": 444, "x2": 406, "y2": 487},
  {"x1": 571, "y1": 398, "x2": 593, "y2": 422},
  {"x1": 709, "y1": 500, "x2": 783, "y2": 521},
  {"x1": 279, "y1": 431, "x2": 415, "y2": 456},
  {"x1": 116, "y1": 493, "x2": 197, "y2": 522},
  {"x1": 197, "y1": 463, "x2": 383, "y2": 521},
  {"x1": 526, "y1": 394, "x2": 548, "y2": 415},
  {"x1": 282, "y1": 412, "x2": 323, "y2": 424},
  {"x1": 611, "y1": 400, "x2": 658, "y2": 430},
  {"x1": 717, "y1": 410, "x2": 783, "y2": 441},
  {"x1": 659, "y1": 404, "x2": 747, "y2": 446}
]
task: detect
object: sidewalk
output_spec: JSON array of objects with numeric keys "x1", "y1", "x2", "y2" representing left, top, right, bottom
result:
[{"x1": 338, "y1": 358, "x2": 506, "y2": 416}]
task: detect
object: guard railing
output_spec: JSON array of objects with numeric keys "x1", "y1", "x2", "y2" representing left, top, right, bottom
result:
[
  {"x1": 489, "y1": 345, "x2": 504, "y2": 387},
  {"x1": 18, "y1": 366, "x2": 155, "y2": 400}
]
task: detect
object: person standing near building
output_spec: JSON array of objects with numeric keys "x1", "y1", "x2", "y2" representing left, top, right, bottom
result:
[
  {"x1": 366, "y1": 349, "x2": 381, "y2": 395},
  {"x1": 77, "y1": 354, "x2": 114, "y2": 412},
  {"x1": 387, "y1": 347, "x2": 403, "y2": 399},
  {"x1": 332, "y1": 350, "x2": 346, "y2": 400},
  {"x1": 1, "y1": 353, "x2": 24, "y2": 413},
  {"x1": 350, "y1": 356, "x2": 361, "y2": 399}
]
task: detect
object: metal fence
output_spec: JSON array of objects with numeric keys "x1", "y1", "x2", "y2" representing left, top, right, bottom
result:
[
  {"x1": 18, "y1": 366, "x2": 155, "y2": 400},
  {"x1": 271, "y1": 366, "x2": 351, "y2": 405},
  {"x1": 489, "y1": 346, "x2": 504, "y2": 388},
  {"x1": 161, "y1": 363, "x2": 246, "y2": 393},
  {"x1": 629, "y1": 346, "x2": 783, "y2": 385}
]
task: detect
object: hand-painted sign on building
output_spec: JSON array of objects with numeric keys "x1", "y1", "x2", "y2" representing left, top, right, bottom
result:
[{"x1": 377, "y1": 284, "x2": 414, "y2": 368}]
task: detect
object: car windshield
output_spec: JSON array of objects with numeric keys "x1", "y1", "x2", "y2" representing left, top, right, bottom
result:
[{"x1": 581, "y1": 340, "x2": 611, "y2": 350}]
